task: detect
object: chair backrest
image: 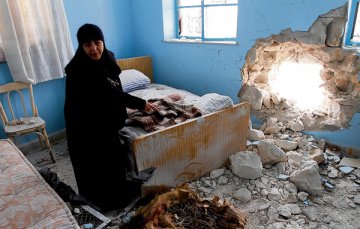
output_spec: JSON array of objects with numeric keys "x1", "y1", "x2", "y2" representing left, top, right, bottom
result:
[{"x1": 0, "y1": 82, "x2": 38, "y2": 126}]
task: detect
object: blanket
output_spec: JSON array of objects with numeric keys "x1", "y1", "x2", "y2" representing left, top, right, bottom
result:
[{"x1": 126, "y1": 94, "x2": 202, "y2": 132}]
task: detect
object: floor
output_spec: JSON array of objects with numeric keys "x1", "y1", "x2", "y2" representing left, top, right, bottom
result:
[
  {"x1": 25, "y1": 138, "x2": 137, "y2": 228},
  {"x1": 26, "y1": 138, "x2": 78, "y2": 194},
  {"x1": 23, "y1": 136, "x2": 360, "y2": 229}
]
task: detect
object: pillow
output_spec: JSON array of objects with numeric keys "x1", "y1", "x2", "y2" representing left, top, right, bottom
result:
[
  {"x1": 119, "y1": 69, "x2": 151, "y2": 92},
  {"x1": 194, "y1": 93, "x2": 234, "y2": 115}
]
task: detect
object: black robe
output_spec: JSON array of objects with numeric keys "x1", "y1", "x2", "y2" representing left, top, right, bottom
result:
[{"x1": 64, "y1": 47, "x2": 145, "y2": 211}]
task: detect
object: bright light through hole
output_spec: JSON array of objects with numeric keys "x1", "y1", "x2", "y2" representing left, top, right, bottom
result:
[{"x1": 268, "y1": 61, "x2": 325, "y2": 110}]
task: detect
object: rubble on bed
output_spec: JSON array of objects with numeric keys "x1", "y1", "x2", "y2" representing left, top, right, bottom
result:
[{"x1": 127, "y1": 93, "x2": 202, "y2": 132}]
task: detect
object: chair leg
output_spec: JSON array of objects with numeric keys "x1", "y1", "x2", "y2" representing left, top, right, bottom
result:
[
  {"x1": 37, "y1": 135, "x2": 45, "y2": 149},
  {"x1": 41, "y1": 128, "x2": 56, "y2": 163}
]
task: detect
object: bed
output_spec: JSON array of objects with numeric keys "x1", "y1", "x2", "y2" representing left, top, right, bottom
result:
[{"x1": 117, "y1": 56, "x2": 251, "y2": 196}]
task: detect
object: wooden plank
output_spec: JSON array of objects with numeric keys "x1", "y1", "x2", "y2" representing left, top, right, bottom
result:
[{"x1": 131, "y1": 102, "x2": 251, "y2": 195}]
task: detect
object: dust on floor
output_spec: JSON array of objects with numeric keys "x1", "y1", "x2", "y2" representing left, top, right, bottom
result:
[{"x1": 25, "y1": 138, "x2": 78, "y2": 194}]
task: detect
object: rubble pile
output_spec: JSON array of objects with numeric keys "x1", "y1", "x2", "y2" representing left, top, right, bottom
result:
[
  {"x1": 107, "y1": 117, "x2": 360, "y2": 228},
  {"x1": 231, "y1": 3, "x2": 360, "y2": 228},
  {"x1": 187, "y1": 119, "x2": 360, "y2": 229}
]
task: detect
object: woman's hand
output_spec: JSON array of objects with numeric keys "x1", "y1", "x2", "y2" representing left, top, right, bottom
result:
[{"x1": 144, "y1": 101, "x2": 159, "y2": 113}]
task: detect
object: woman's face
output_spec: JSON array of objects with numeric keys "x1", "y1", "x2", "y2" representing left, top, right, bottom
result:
[{"x1": 82, "y1": 40, "x2": 104, "y2": 60}]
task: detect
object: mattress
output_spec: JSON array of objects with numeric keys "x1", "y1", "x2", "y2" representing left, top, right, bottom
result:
[{"x1": 0, "y1": 139, "x2": 80, "y2": 229}]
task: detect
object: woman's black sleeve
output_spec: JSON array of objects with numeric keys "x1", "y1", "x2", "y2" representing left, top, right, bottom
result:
[{"x1": 121, "y1": 92, "x2": 146, "y2": 111}]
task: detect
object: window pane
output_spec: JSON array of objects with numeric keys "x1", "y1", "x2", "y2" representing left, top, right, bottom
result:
[
  {"x1": 352, "y1": 2, "x2": 360, "y2": 42},
  {"x1": 178, "y1": 8, "x2": 202, "y2": 37},
  {"x1": 204, "y1": 0, "x2": 238, "y2": 5},
  {"x1": 204, "y1": 6, "x2": 237, "y2": 38},
  {"x1": 178, "y1": 0, "x2": 202, "y2": 7}
]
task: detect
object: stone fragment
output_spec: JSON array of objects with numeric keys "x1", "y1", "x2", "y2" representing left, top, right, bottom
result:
[
  {"x1": 339, "y1": 157, "x2": 360, "y2": 168},
  {"x1": 278, "y1": 174, "x2": 290, "y2": 181},
  {"x1": 277, "y1": 204, "x2": 301, "y2": 218},
  {"x1": 229, "y1": 151, "x2": 263, "y2": 179},
  {"x1": 209, "y1": 168, "x2": 224, "y2": 179},
  {"x1": 248, "y1": 128, "x2": 266, "y2": 141},
  {"x1": 289, "y1": 120, "x2": 304, "y2": 132},
  {"x1": 267, "y1": 188, "x2": 282, "y2": 201},
  {"x1": 354, "y1": 194, "x2": 360, "y2": 205},
  {"x1": 275, "y1": 139, "x2": 298, "y2": 151},
  {"x1": 290, "y1": 160, "x2": 323, "y2": 195},
  {"x1": 309, "y1": 148, "x2": 325, "y2": 164},
  {"x1": 339, "y1": 166, "x2": 354, "y2": 174},
  {"x1": 234, "y1": 188, "x2": 252, "y2": 203},
  {"x1": 217, "y1": 176, "x2": 228, "y2": 185},
  {"x1": 258, "y1": 140, "x2": 288, "y2": 165}
]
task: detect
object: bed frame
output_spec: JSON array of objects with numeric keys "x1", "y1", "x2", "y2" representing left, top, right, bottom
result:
[{"x1": 117, "y1": 56, "x2": 251, "y2": 196}]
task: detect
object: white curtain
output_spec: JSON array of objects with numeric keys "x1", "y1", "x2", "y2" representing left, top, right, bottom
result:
[
  {"x1": 0, "y1": 0, "x2": 74, "y2": 84},
  {"x1": 0, "y1": 38, "x2": 5, "y2": 62}
]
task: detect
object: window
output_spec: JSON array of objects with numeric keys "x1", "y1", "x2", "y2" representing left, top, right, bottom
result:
[
  {"x1": 164, "y1": 0, "x2": 238, "y2": 44},
  {"x1": 345, "y1": 0, "x2": 360, "y2": 47},
  {"x1": 345, "y1": 0, "x2": 360, "y2": 81}
]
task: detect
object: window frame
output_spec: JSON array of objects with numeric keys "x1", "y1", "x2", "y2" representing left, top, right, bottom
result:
[
  {"x1": 175, "y1": 0, "x2": 238, "y2": 42},
  {"x1": 345, "y1": 0, "x2": 360, "y2": 47}
]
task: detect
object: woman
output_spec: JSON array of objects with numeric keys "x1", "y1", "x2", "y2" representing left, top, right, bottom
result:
[{"x1": 64, "y1": 23, "x2": 157, "y2": 211}]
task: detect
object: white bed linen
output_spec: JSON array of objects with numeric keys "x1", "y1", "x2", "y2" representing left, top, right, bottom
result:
[{"x1": 129, "y1": 83, "x2": 199, "y2": 104}]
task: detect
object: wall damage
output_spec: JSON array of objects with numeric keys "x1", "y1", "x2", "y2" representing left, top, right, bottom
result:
[{"x1": 239, "y1": 3, "x2": 360, "y2": 131}]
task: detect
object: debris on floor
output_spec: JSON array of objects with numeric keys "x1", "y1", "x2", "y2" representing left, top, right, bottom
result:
[
  {"x1": 73, "y1": 205, "x2": 111, "y2": 229},
  {"x1": 117, "y1": 184, "x2": 247, "y2": 229},
  {"x1": 26, "y1": 127, "x2": 360, "y2": 228}
]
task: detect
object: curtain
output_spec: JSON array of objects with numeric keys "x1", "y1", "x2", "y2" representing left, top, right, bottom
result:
[
  {"x1": 0, "y1": 37, "x2": 5, "y2": 62},
  {"x1": 0, "y1": 0, "x2": 74, "y2": 84}
]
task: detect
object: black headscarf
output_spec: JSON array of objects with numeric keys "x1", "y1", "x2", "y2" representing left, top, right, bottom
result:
[
  {"x1": 65, "y1": 23, "x2": 121, "y2": 79},
  {"x1": 77, "y1": 23, "x2": 104, "y2": 46}
]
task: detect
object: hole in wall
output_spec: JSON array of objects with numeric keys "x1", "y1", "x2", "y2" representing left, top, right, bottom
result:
[{"x1": 239, "y1": 3, "x2": 360, "y2": 131}]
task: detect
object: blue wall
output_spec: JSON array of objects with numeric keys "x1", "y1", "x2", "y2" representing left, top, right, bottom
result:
[
  {"x1": 130, "y1": 0, "x2": 360, "y2": 152},
  {"x1": 63, "y1": 0, "x2": 135, "y2": 58},
  {"x1": 130, "y1": 0, "x2": 348, "y2": 101},
  {"x1": 2, "y1": 0, "x2": 359, "y2": 152}
]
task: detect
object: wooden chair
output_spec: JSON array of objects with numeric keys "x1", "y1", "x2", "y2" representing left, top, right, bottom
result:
[{"x1": 0, "y1": 82, "x2": 55, "y2": 163}]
